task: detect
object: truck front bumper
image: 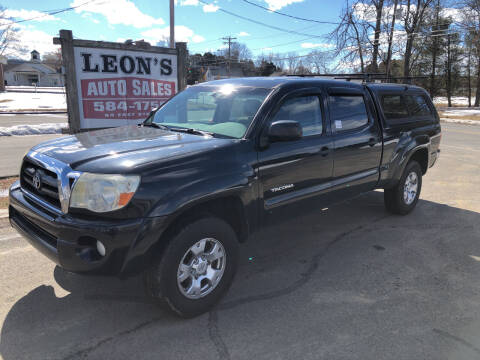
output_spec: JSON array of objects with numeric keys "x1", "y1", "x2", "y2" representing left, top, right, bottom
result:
[{"x1": 9, "y1": 182, "x2": 168, "y2": 277}]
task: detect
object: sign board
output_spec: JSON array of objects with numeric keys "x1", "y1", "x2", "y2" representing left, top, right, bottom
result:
[
  {"x1": 54, "y1": 30, "x2": 187, "y2": 132},
  {"x1": 74, "y1": 47, "x2": 177, "y2": 128}
]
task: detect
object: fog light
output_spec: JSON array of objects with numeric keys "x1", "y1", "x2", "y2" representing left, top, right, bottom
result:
[{"x1": 96, "y1": 240, "x2": 106, "y2": 257}]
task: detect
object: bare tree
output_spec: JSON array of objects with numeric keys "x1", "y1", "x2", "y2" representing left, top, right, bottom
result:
[
  {"x1": 354, "y1": 0, "x2": 386, "y2": 71},
  {"x1": 461, "y1": 0, "x2": 480, "y2": 106},
  {"x1": 218, "y1": 42, "x2": 252, "y2": 61},
  {"x1": 384, "y1": 0, "x2": 400, "y2": 78},
  {"x1": 400, "y1": 0, "x2": 435, "y2": 77},
  {"x1": 306, "y1": 50, "x2": 334, "y2": 73},
  {"x1": 0, "y1": 7, "x2": 26, "y2": 57},
  {"x1": 271, "y1": 53, "x2": 285, "y2": 71},
  {"x1": 286, "y1": 52, "x2": 301, "y2": 74},
  {"x1": 42, "y1": 48, "x2": 62, "y2": 69},
  {"x1": 329, "y1": 1, "x2": 368, "y2": 72}
]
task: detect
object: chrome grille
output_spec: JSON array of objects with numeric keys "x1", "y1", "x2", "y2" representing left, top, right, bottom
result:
[{"x1": 21, "y1": 159, "x2": 61, "y2": 209}]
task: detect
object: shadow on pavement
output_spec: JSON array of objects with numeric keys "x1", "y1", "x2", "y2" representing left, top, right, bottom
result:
[{"x1": 1, "y1": 192, "x2": 480, "y2": 360}]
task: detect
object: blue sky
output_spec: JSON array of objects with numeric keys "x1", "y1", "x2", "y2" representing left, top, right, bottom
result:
[{"x1": 1, "y1": 0, "x2": 343, "y2": 59}]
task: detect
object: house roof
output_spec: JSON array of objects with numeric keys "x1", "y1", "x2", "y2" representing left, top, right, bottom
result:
[{"x1": 4, "y1": 62, "x2": 57, "y2": 74}]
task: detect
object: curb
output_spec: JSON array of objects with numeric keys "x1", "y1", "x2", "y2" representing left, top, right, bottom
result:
[{"x1": 0, "y1": 209, "x2": 8, "y2": 218}]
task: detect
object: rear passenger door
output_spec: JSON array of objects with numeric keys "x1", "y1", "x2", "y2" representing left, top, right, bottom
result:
[{"x1": 327, "y1": 87, "x2": 382, "y2": 198}]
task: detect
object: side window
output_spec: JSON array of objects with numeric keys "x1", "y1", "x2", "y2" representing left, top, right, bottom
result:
[
  {"x1": 272, "y1": 96, "x2": 323, "y2": 136},
  {"x1": 405, "y1": 95, "x2": 433, "y2": 118},
  {"x1": 381, "y1": 95, "x2": 409, "y2": 120},
  {"x1": 329, "y1": 95, "x2": 369, "y2": 132}
]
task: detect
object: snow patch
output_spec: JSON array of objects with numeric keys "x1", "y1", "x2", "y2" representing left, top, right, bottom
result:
[
  {"x1": 0, "y1": 91, "x2": 67, "y2": 111},
  {"x1": 440, "y1": 118, "x2": 480, "y2": 125},
  {"x1": 434, "y1": 97, "x2": 476, "y2": 106},
  {"x1": 440, "y1": 109, "x2": 480, "y2": 116},
  {"x1": 0, "y1": 123, "x2": 67, "y2": 136}
]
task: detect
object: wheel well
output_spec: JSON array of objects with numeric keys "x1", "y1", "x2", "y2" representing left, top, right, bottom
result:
[
  {"x1": 409, "y1": 148, "x2": 428, "y2": 175},
  {"x1": 163, "y1": 196, "x2": 249, "y2": 244}
]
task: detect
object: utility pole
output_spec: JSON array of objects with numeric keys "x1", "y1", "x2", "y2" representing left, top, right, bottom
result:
[
  {"x1": 222, "y1": 36, "x2": 237, "y2": 77},
  {"x1": 170, "y1": 0, "x2": 175, "y2": 48},
  {"x1": 446, "y1": 32, "x2": 452, "y2": 107},
  {"x1": 430, "y1": 0, "x2": 440, "y2": 98}
]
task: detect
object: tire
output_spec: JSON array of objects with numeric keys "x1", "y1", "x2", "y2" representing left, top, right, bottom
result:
[
  {"x1": 145, "y1": 216, "x2": 239, "y2": 318},
  {"x1": 384, "y1": 160, "x2": 422, "y2": 215}
]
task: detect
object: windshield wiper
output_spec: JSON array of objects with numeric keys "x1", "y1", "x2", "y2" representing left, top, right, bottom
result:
[
  {"x1": 143, "y1": 122, "x2": 170, "y2": 131},
  {"x1": 168, "y1": 127, "x2": 215, "y2": 137}
]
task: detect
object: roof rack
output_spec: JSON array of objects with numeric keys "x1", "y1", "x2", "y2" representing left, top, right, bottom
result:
[{"x1": 285, "y1": 73, "x2": 428, "y2": 84}]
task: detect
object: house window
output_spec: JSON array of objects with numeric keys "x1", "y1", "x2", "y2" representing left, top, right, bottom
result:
[{"x1": 27, "y1": 75, "x2": 39, "y2": 84}]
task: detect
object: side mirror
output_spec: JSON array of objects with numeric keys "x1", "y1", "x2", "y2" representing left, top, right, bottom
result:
[{"x1": 268, "y1": 120, "x2": 302, "y2": 142}]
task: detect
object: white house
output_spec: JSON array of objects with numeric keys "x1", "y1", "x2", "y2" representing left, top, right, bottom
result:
[{"x1": 3, "y1": 50, "x2": 64, "y2": 87}]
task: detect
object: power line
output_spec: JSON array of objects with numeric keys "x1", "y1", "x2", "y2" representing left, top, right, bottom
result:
[
  {"x1": 187, "y1": 23, "x2": 322, "y2": 52},
  {"x1": 197, "y1": 0, "x2": 326, "y2": 39},
  {"x1": 0, "y1": 0, "x2": 101, "y2": 27},
  {"x1": 241, "y1": 0, "x2": 340, "y2": 25}
]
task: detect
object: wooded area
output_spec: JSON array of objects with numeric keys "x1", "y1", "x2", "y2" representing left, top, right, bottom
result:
[{"x1": 187, "y1": 0, "x2": 479, "y2": 106}]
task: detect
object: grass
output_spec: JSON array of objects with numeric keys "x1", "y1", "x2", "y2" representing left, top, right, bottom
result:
[{"x1": 0, "y1": 177, "x2": 18, "y2": 209}]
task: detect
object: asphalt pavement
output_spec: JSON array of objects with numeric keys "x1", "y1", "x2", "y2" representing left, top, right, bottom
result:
[
  {"x1": 0, "y1": 123, "x2": 479, "y2": 360},
  {"x1": 0, "y1": 114, "x2": 67, "y2": 176},
  {"x1": 0, "y1": 113, "x2": 67, "y2": 127},
  {"x1": 0, "y1": 134, "x2": 63, "y2": 177}
]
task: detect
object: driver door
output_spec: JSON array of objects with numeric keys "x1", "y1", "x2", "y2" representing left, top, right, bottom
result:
[{"x1": 257, "y1": 89, "x2": 334, "y2": 216}]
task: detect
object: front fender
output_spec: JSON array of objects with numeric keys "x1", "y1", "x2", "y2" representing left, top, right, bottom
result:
[{"x1": 119, "y1": 170, "x2": 257, "y2": 277}]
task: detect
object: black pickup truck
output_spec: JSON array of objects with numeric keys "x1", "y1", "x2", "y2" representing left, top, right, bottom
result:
[{"x1": 9, "y1": 77, "x2": 441, "y2": 317}]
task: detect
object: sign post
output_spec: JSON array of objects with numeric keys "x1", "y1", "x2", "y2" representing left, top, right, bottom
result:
[{"x1": 54, "y1": 30, "x2": 187, "y2": 133}]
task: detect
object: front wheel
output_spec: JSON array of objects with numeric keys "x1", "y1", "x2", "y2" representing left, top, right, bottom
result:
[
  {"x1": 145, "y1": 216, "x2": 239, "y2": 318},
  {"x1": 384, "y1": 160, "x2": 423, "y2": 215}
]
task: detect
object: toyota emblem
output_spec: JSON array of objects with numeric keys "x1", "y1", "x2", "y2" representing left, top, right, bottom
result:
[{"x1": 32, "y1": 171, "x2": 42, "y2": 190}]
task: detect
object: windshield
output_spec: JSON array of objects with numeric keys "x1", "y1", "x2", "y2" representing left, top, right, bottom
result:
[{"x1": 148, "y1": 84, "x2": 271, "y2": 139}]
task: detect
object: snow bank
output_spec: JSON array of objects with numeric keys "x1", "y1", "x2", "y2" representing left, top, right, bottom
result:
[
  {"x1": 0, "y1": 91, "x2": 67, "y2": 111},
  {"x1": 0, "y1": 123, "x2": 67, "y2": 136}
]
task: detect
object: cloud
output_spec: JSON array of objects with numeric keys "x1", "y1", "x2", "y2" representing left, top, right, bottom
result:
[
  {"x1": 2, "y1": 9, "x2": 59, "y2": 23},
  {"x1": 81, "y1": 12, "x2": 100, "y2": 24},
  {"x1": 301, "y1": 43, "x2": 334, "y2": 49},
  {"x1": 263, "y1": 0, "x2": 304, "y2": 11},
  {"x1": 141, "y1": 25, "x2": 205, "y2": 44},
  {"x1": 8, "y1": 28, "x2": 59, "y2": 59},
  {"x1": 238, "y1": 31, "x2": 250, "y2": 37},
  {"x1": 203, "y1": 4, "x2": 219, "y2": 12},
  {"x1": 70, "y1": 0, "x2": 164, "y2": 28},
  {"x1": 177, "y1": 0, "x2": 219, "y2": 12},
  {"x1": 180, "y1": 0, "x2": 199, "y2": 5}
]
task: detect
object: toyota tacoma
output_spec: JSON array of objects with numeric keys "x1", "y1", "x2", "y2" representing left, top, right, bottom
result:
[{"x1": 9, "y1": 77, "x2": 441, "y2": 317}]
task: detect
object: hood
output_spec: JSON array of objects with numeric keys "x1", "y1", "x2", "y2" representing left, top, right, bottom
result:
[{"x1": 30, "y1": 125, "x2": 232, "y2": 173}]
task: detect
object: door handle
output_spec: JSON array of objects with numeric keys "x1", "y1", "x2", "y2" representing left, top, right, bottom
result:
[
  {"x1": 368, "y1": 138, "x2": 377, "y2": 147},
  {"x1": 320, "y1": 146, "x2": 330, "y2": 157}
]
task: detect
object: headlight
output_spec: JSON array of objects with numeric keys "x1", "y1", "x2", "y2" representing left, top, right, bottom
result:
[{"x1": 70, "y1": 173, "x2": 140, "y2": 213}]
